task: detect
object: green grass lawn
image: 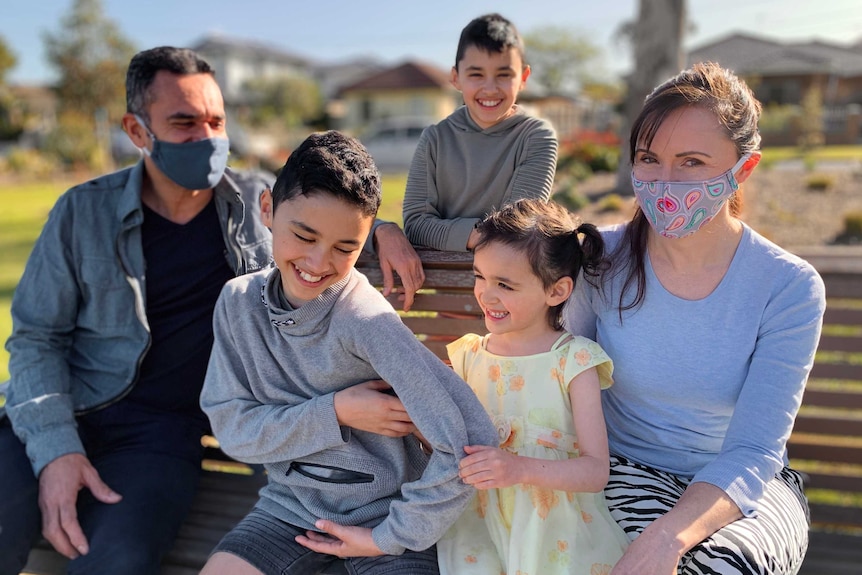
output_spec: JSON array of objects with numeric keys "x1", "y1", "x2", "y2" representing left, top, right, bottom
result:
[{"x1": 0, "y1": 171, "x2": 409, "y2": 383}]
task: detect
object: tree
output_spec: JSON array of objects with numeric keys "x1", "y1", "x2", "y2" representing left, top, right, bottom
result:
[
  {"x1": 42, "y1": 0, "x2": 135, "y2": 169},
  {"x1": 42, "y1": 0, "x2": 136, "y2": 122},
  {"x1": 0, "y1": 35, "x2": 21, "y2": 140},
  {"x1": 523, "y1": 27, "x2": 601, "y2": 95},
  {"x1": 614, "y1": 0, "x2": 687, "y2": 192},
  {"x1": 242, "y1": 75, "x2": 323, "y2": 130},
  {"x1": 0, "y1": 35, "x2": 16, "y2": 85},
  {"x1": 797, "y1": 84, "x2": 824, "y2": 150}
]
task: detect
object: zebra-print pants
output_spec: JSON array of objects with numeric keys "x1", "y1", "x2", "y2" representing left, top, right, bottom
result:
[{"x1": 605, "y1": 456, "x2": 809, "y2": 575}]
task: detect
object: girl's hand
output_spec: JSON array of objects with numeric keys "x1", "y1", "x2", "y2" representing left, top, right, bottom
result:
[
  {"x1": 458, "y1": 444, "x2": 523, "y2": 489},
  {"x1": 295, "y1": 520, "x2": 383, "y2": 558}
]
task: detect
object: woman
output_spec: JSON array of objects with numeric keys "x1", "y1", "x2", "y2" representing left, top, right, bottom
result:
[{"x1": 565, "y1": 62, "x2": 825, "y2": 574}]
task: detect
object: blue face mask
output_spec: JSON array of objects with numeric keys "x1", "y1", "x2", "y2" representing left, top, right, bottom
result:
[{"x1": 135, "y1": 115, "x2": 230, "y2": 190}]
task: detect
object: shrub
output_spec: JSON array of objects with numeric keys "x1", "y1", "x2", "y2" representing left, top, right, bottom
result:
[
  {"x1": 557, "y1": 140, "x2": 619, "y2": 175},
  {"x1": 43, "y1": 111, "x2": 108, "y2": 172},
  {"x1": 2, "y1": 147, "x2": 56, "y2": 177},
  {"x1": 842, "y1": 212, "x2": 862, "y2": 238},
  {"x1": 597, "y1": 193, "x2": 626, "y2": 213},
  {"x1": 553, "y1": 187, "x2": 589, "y2": 212},
  {"x1": 805, "y1": 174, "x2": 834, "y2": 191}
]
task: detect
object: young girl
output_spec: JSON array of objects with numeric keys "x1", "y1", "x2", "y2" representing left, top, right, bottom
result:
[{"x1": 438, "y1": 198, "x2": 629, "y2": 575}]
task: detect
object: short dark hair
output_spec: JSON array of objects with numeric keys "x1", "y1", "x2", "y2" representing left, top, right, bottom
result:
[
  {"x1": 270, "y1": 130, "x2": 381, "y2": 218},
  {"x1": 126, "y1": 47, "x2": 214, "y2": 122},
  {"x1": 455, "y1": 13, "x2": 525, "y2": 69}
]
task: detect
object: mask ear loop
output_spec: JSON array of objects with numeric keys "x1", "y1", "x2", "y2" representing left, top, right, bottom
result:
[
  {"x1": 732, "y1": 152, "x2": 754, "y2": 175},
  {"x1": 133, "y1": 114, "x2": 156, "y2": 157}
]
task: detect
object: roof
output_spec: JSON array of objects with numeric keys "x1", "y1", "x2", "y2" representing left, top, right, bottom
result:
[
  {"x1": 337, "y1": 61, "x2": 452, "y2": 95},
  {"x1": 189, "y1": 34, "x2": 312, "y2": 68},
  {"x1": 688, "y1": 32, "x2": 862, "y2": 78}
]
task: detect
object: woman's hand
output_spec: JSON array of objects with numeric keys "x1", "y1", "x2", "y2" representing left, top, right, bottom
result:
[
  {"x1": 458, "y1": 444, "x2": 523, "y2": 489},
  {"x1": 610, "y1": 525, "x2": 682, "y2": 575}
]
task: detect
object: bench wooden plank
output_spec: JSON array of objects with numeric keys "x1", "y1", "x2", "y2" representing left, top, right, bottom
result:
[
  {"x1": 800, "y1": 389, "x2": 862, "y2": 409},
  {"x1": 403, "y1": 317, "x2": 487, "y2": 337},
  {"x1": 823, "y1": 307, "x2": 862, "y2": 326},
  {"x1": 787, "y1": 441, "x2": 862, "y2": 465},
  {"x1": 809, "y1": 362, "x2": 862, "y2": 381},
  {"x1": 386, "y1": 293, "x2": 483, "y2": 314},
  {"x1": 792, "y1": 414, "x2": 862, "y2": 435},
  {"x1": 801, "y1": 471, "x2": 862, "y2": 493}
]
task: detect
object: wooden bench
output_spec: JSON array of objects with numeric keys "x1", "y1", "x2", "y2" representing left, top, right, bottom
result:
[
  {"x1": 23, "y1": 246, "x2": 862, "y2": 574},
  {"x1": 788, "y1": 246, "x2": 862, "y2": 575}
]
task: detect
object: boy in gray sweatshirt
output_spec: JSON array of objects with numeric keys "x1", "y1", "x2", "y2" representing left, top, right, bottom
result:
[{"x1": 199, "y1": 131, "x2": 497, "y2": 575}]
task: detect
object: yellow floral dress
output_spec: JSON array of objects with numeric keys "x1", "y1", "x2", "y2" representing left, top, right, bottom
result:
[{"x1": 438, "y1": 333, "x2": 629, "y2": 575}]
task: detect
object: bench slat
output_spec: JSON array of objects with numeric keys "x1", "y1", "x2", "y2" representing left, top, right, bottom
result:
[
  {"x1": 792, "y1": 414, "x2": 862, "y2": 435},
  {"x1": 787, "y1": 441, "x2": 862, "y2": 464},
  {"x1": 387, "y1": 293, "x2": 483, "y2": 315},
  {"x1": 360, "y1": 268, "x2": 476, "y2": 290},
  {"x1": 802, "y1": 471, "x2": 862, "y2": 493},
  {"x1": 820, "y1": 273, "x2": 862, "y2": 298},
  {"x1": 809, "y1": 363, "x2": 862, "y2": 381},
  {"x1": 800, "y1": 389, "x2": 862, "y2": 409},
  {"x1": 817, "y1": 334, "x2": 862, "y2": 353},
  {"x1": 403, "y1": 317, "x2": 487, "y2": 336},
  {"x1": 823, "y1": 307, "x2": 862, "y2": 326},
  {"x1": 808, "y1": 502, "x2": 862, "y2": 528}
]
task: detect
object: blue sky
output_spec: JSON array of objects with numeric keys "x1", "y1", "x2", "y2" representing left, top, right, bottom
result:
[{"x1": 2, "y1": 0, "x2": 862, "y2": 85}]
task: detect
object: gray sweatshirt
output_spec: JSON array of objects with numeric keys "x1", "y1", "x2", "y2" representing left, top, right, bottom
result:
[
  {"x1": 403, "y1": 105, "x2": 558, "y2": 252},
  {"x1": 201, "y1": 267, "x2": 498, "y2": 555}
]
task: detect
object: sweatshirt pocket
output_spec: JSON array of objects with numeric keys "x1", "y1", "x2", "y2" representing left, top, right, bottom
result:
[
  {"x1": 274, "y1": 453, "x2": 399, "y2": 516},
  {"x1": 287, "y1": 461, "x2": 374, "y2": 484}
]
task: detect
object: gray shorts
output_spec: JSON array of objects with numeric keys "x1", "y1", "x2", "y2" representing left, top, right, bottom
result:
[{"x1": 213, "y1": 507, "x2": 439, "y2": 575}]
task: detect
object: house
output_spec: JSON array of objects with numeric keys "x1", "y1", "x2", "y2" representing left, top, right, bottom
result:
[
  {"x1": 335, "y1": 60, "x2": 459, "y2": 133},
  {"x1": 190, "y1": 34, "x2": 314, "y2": 108},
  {"x1": 688, "y1": 33, "x2": 862, "y2": 144}
]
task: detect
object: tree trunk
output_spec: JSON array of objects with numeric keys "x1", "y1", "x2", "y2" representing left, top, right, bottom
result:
[{"x1": 615, "y1": 0, "x2": 687, "y2": 193}]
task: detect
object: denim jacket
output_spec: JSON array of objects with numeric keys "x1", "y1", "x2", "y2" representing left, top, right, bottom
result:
[{"x1": 4, "y1": 161, "x2": 273, "y2": 475}]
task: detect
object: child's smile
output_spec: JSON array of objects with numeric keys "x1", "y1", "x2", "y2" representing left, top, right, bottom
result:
[
  {"x1": 261, "y1": 190, "x2": 373, "y2": 308},
  {"x1": 450, "y1": 45, "x2": 530, "y2": 130}
]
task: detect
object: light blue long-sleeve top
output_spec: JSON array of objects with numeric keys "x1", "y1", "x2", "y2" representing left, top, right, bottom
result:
[{"x1": 564, "y1": 223, "x2": 825, "y2": 516}]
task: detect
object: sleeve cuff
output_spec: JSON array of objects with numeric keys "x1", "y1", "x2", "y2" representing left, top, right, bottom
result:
[
  {"x1": 25, "y1": 423, "x2": 86, "y2": 477},
  {"x1": 445, "y1": 219, "x2": 480, "y2": 252}
]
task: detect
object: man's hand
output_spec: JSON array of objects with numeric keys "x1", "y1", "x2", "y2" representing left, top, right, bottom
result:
[
  {"x1": 38, "y1": 453, "x2": 122, "y2": 559},
  {"x1": 296, "y1": 520, "x2": 383, "y2": 558},
  {"x1": 373, "y1": 223, "x2": 424, "y2": 311},
  {"x1": 334, "y1": 380, "x2": 415, "y2": 436}
]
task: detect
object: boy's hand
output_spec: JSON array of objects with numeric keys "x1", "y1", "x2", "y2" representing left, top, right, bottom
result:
[
  {"x1": 373, "y1": 223, "x2": 425, "y2": 311},
  {"x1": 458, "y1": 444, "x2": 523, "y2": 489},
  {"x1": 296, "y1": 520, "x2": 383, "y2": 558},
  {"x1": 334, "y1": 380, "x2": 416, "y2": 436}
]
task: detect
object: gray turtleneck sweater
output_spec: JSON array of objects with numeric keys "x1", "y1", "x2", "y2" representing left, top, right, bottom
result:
[
  {"x1": 403, "y1": 105, "x2": 557, "y2": 252},
  {"x1": 201, "y1": 267, "x2": 498, "y2": 556}
]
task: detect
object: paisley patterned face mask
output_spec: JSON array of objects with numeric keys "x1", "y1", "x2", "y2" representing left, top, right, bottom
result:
[{"x1": 631, "y1": 153, "x2": 752, "y2": 239}]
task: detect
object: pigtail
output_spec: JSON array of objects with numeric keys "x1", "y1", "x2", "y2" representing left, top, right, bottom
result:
[{"x1": 574, "y1": 222, "x2": 606, "y2": 285}]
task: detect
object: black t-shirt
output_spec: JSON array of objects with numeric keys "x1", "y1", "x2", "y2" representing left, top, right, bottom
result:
[{"x1": 79, "y1": 197, "x2": 233, "y2": 456}]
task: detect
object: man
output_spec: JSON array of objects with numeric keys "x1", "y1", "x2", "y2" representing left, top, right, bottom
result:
[{"x1": 0, "y1": 46, "x2": 424, "y2": 575}]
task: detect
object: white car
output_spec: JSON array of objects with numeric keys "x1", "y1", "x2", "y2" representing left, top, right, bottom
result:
[{"x1": 360, "y1": 117, "x2": 434, "y2": 172}]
